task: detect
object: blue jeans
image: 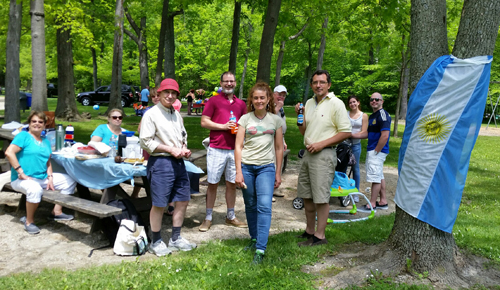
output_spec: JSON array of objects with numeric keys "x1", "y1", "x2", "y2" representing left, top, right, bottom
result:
[
  {"x1": 241, "y1": 163, "x2": 275, "y2": 252},
  {"x1": 350, "y1": 142, "x2": 361, "y2": 191}
]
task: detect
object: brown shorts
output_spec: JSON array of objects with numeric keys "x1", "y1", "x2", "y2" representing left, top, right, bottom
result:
[{"x1": 297, "y1": 148, "x2": 336, "y2": 204}]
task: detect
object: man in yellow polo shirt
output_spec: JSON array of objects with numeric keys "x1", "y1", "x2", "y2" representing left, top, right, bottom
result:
[{"x1": 294, "y1": 70, "x2": 352, "y2": 247}]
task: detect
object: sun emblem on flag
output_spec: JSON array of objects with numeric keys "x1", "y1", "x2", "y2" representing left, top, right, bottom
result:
[{"x1": 416, "y1": 113, "x2": 451, "y2": 143}]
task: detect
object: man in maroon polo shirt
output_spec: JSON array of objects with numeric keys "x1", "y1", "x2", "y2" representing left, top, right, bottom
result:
[{"x1": 199, "y1": 71, "x2": 248, "y2": 232}]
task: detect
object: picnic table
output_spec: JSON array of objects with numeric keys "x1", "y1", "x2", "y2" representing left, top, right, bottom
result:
[
  {"x1": 50, "y1": 154, "x2": 151, "y2": 232},
  {"x1": 192, "y1": 103, "x2": 205, "y2": 115},
  {"x1": 0, "y1": 128, "x2": 14, "y2": 153}
]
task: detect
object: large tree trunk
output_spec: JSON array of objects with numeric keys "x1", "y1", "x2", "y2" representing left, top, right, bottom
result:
[
  {"x1": 138, "y1": 16, "x2": 149, "y2": 89},
  {"x1": 393, "y1": 34, "x2": 409, "y2": 137},
  {"x1": 256, "y1": 0, "x2": 281, "y2": 84},
  {"x1": 399, "y1": 66, "x2": 409, "y2": 120},
  {"x1": 452, "y1": 0, "x2": 500, "y2": 58},
  {"x1": 228, "y1": 1, "x2": 241, "y2": 74},
  {"x1": 316, "y1": 17, "x2": 328, "y2": 71},
  {"x1": 91, "y1": 47, "x2": 98, "y2": 90},
  {"x1": 164, "y1": 11, "x2": 176, "y2": 79},
  {"x1": 30, "y1": 0, "x2": 48, "y2": 112},
  {"x1": 155, "y1": 0, "x2": 169, "y2": 86},
  {"x1": 55, "y1": 25, "x2": 81, "y2": 121},
  {"x1": 388, "y1": 0, "x2": 500, "y2": 280},
  {"x1": 238, "y1": 48, "x2": 249, "y2": 100},
  {"x1": 274, "y1": 41, "x2": 285, "y2": 86},
  {"x1": 90, "y1": 0, "x2": 98, "y2": 90},
  {"x1": 388, "y1": 0, "x2": 450, "y2": 272},
  {"x1": 5, "y1": 0, "x2": 22, "y2": 123},
  {"x1": 302, "y1": 42, "x2": 312, "y2": 104},
  {"x1": 124, "y1": 9, "x2": 149, "y2": 90},
  {"x1": 108, "y1": 0, "x2": 124, "y2": 113},
  {"x1": 408, "y1": 0, "x2": 448, "y2": 94}
]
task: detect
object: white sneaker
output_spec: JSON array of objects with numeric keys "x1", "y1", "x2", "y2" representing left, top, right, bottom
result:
[
  {"x1": 168, "y1": 237, "x2": 197, "y2": 252},
  {"x1": 148, "y1": 240, "x2": 172, "y2": 257}
]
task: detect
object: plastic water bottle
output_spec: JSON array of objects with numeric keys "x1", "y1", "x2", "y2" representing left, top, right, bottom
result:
[
  {"x1": 56, "y1": 124, "x2": 64, "y2": 151},
  {"x1": 229, "y1": 111, "x2": 238, "y2": 134},
  {"x1": 109, "y1": 135, "x2": 118, "y2": 157},
  {"x1": 65, "y1": 124, "x2": 74, "y2": 143},
  {"x1": 297, "y1": 103, "x2": 304, "y2": 126}
]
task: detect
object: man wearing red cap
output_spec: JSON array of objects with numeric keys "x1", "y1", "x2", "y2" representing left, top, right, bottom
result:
[
  {"x1": 140, "y1": 78, "x2": 196, "y2": 256},
  {"x1": 199, "y1": 71, "x2": 248, "y2": 232}
]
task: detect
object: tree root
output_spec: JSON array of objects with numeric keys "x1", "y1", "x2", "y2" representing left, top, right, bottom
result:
[{"x1": 303, "y1": 242, "x2": 500, "y2": 289}]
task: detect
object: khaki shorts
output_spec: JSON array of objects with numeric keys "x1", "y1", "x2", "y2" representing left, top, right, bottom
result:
[
  {"x1": 365, "y1": 150, "x2": 387, "y2": 183},
  {"x1": 297, "y1": 148, "x2": 336, "y2": 204}
]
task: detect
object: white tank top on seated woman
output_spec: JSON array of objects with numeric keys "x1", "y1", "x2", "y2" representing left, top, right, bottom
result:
[{"x1": 348, "y1": 111, "x2": 363, "y2": 144}]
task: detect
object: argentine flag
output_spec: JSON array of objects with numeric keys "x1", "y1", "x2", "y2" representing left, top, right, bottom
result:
[{"x1": 394, "y1": 55, "x2": 492, "y2": 233}]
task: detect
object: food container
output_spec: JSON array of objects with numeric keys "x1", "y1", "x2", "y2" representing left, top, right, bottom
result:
[
  {"x1": 122, "y1": 136, "x2": 142, "y2": 158},
  {"x1": 77, "y1": 146, "x2": 100, "y2": 155}
]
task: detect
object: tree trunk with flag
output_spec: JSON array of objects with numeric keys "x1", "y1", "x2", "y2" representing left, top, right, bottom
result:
[{"x1": 387, "y1": 0, "x2": 500, "y2": 284}]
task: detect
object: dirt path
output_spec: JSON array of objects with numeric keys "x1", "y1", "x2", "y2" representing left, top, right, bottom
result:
[{"x1": 0, "y1": 157, "x2": 399, "y2": 277}]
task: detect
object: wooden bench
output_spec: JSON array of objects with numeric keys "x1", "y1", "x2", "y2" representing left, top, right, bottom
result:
[
  {"x1": 3, "y1": 183, "x2": 122, "y2": 219},
  {"x1": 187, "y1": 149, "x2": 207, "y2": 162}
]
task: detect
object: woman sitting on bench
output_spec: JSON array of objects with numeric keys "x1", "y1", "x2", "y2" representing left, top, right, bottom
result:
[{"x1": 5, "y1": 111, "x2": 77, "y2": 235}]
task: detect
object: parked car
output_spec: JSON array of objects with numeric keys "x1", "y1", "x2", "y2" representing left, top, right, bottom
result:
[
  {"x1": 76, "y1": 85, "x2": 139, "y2": 107},
  {"x1": 47, "y1": 83, "x2": 58, "y2": 98}
]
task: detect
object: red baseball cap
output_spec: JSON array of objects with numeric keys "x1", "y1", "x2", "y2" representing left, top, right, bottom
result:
[{"x1": 158, "y1": 78, "x2": 180, "y2": 94}]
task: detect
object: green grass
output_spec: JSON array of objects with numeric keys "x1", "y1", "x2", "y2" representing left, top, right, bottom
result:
[
  {"x1": 454, "y1": 136, "x2": 500, "y2": 261},
  {"x1": 0, "y1": 102, "x2": 498, "y2": 288},
  {"x1": 0, "y1": 215, "x2": 396, "y2": 289}
]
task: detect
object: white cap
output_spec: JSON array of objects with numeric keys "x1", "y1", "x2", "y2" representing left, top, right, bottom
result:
[{"x1": 273, "y1": 85, "x2": 287, "y2": 94}]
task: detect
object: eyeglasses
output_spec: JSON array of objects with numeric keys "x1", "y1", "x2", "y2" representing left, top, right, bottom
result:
[
  {"x1": 222, "y1": 80, "x2": 236, "y2": 83},
  {"x1": 111, "y1": 116, "x2": 123, "y2": 120},
  {"x1": 31, "y1": 120, "x2": 44, "y2": 124},
  {"x1": 370, "y1": 98, "x2": 382, "y2": 102},
  {"x1": 312, "y1": 81, "x2": 328, "y2": 86}
]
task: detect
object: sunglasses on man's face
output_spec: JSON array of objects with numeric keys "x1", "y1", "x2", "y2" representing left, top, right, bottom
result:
[
  {"x1": 370, "y1": 98, "x2": 382, "y2": 102},
  {"x1": 111, "y1": 116, "x2": 123, "y2": 120}
]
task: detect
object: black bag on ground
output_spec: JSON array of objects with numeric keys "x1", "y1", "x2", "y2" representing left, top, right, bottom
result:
[{"x1": 89, "y1": 199, "x2": 149, "y2": 257}]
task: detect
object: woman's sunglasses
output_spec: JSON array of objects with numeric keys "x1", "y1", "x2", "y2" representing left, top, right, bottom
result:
[
  {"x1": 31, "y1": 120, "x2": 44, "y2": 124},
  {"x1": 111, "y1": 116, "x2": 123, "y2": 120}
]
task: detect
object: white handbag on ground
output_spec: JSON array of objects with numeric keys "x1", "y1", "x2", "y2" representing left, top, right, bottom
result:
[{"x1": 113, "y1": 219, "x2": 148, "y2": 256}]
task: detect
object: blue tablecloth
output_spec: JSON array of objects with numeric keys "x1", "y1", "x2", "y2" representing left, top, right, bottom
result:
[
  {"x1": 51, "y1": 154, "x2": 147, "y2": 190},
  {"x1": 51, "y1": 154, "x2": 204, "y2": 190}
]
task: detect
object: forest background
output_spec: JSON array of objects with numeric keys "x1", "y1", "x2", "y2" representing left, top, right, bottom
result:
[{"x1": 1, "y1": 0, "x2": 500, "y2": 116}]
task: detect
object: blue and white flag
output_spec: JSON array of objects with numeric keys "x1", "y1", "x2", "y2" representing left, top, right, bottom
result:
[{"x1": 394, "y1": 55, "x2": 492, "y2": 233}]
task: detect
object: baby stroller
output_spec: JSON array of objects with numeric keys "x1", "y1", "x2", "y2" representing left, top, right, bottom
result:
[{"x1": 292, "y1": 141, "x2": 375, "y2": 222}]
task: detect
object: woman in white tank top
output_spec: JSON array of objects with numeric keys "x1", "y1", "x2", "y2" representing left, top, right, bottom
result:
[{"x1": 347, "y1": 95, "x2": 368, "y2": 200}]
